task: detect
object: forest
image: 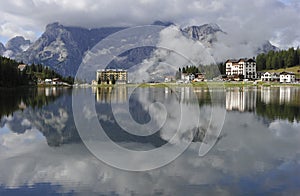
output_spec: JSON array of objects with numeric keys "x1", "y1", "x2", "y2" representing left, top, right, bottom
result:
[
  {"x1": 0, "y1": 56, "x2": 73, "y2": 87},
  {"x1": 175, "y1": 63, "x2": 224, "y2": 79},
  {"x1": 215, "y1": 47, "x2": 300, "y2": 74},
  {"x1": 256, "y1": 47, "x2": 300, "y2": 71},
  {"x1": 0, "y1": 56, "x2": 29, "y2": 87}
]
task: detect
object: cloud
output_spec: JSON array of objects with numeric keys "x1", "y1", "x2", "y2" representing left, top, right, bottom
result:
[
  {"x1": 0, "y1": 111, "x2": 300, "y2": 195},
  {"x1": 269, "y1": 120, "x2": 300, "y2": 138},
  {"x1": 0, "y1": 16, "x2": 39, "y2": 42},
  {"x1": 0, "y1": 0, "x2": 299, "y2": 49},
  {"x1": 1, "y1": 86, "x2": 300, "y2": 194},
  {"x1": 129, "y1": 26, "x2": 215, "y2": 83}
]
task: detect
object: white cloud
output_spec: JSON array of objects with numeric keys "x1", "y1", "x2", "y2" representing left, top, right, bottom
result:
[
  {"x1": 0, "y1": 20, "x2": 38, "y2": 42},
  {"x1": 269, "y1": 120, "x2": 300, "y2": 138}
]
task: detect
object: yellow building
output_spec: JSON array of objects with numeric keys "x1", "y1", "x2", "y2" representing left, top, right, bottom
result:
[{"x1": 96, "y1": 69, "x2": 128, "y2": 84}]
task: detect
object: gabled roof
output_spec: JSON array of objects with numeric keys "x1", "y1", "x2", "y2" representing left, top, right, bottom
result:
[
  {"x1": 238, "y1": 58, "x2": 255, "y2": 63},
  {"x1": 246, "y1": 58, "x2": 256, "y2": 63},
  {"x1": 18, "y1": 64, "x2": 27, "y2": 71},
  {"x1": 226, "y1": 58, "x2": 256, "y2": 63},
  {"x1": 225, "y1": 59, "x2": 238, "y2": 63},
  {"x1": 280, "y1": 71, "x2": 295, "y2": 75}
]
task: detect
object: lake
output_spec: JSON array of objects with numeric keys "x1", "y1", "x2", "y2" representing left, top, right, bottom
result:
[{"x1": 0, "y1": 86, "x2": 300, "y2": 195}]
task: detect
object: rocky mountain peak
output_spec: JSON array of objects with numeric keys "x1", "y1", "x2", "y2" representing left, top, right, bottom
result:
[
  {"x1": 46, "y1": 22, "x2": 64, "y2": 30},
  {"x1": 202, "y1": 23, "x2": 223, "y2": 32},
  {"x1": 5, "y1": 36, "x2": 31, "y2": 50},
  {"x1": 3, "y1": 36, "x2": 31, "y2": 58},
  {"x1": 257, "y1": 41, "x2": 279, "y2": 54},
  {"x1": 182, "y1": 23, "x2": 224, "y2": 45},
  {"x1": 0, "y1": 42, "x2": 5, "y2": 55},
  {"x1": 7, "y1": 21, "x2": 279, "y2": 77},
  {"x1": 18, "y1": 23, "x2": 125, "y2": 76},
  {"x1": 42, "y1": 22, "x2": 72, "y2": 42},
  {"x1": 152, "y1": 21, "x2": 175, "y2": 27}
]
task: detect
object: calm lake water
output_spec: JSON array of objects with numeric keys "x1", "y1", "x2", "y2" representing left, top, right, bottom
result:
[{"x1": 0, "y1": 86, "x2": 300, "y2": 195}]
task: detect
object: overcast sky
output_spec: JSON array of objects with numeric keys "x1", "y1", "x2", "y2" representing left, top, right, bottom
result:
[{"x1": 0, "y1": 0, "x2": 299, "y2": 48}]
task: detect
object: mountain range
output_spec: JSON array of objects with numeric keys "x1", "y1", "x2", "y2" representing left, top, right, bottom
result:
[{"x1": 0, "y1": 21, "x2": 278, "y2": 77}]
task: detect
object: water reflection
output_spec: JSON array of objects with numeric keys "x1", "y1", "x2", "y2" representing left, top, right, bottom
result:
[
  {"x1": 257, "y1": 87, "x2": 300, "y2": 122},
  {"x1": 0, "y1": 86, "x2": 299, "y2": 195},
  {"x1": 224, "y1": 86, "x2": 300, "y2": 122},
  {"x1": 0, "y1": 87, "x2": 63, "y2": 120},
  {"x1": 0, "y1": 87, "x2": 79, "y2": 147},
  {"x1": 226, "y1": 88, "x2": 257, "y2": 112},
  {"x1": 94, "y1": 86, "x2": 223, "y2": 105},
  {"x1": 94, "y1": 86, "x2": 128, "y2": 103},
  {"x1": 260, "y1": 86, "x2": 300, "y2": 105},
  {"x1": 92, "y1": 86, "x2": 224, "y2": 150},
  {"x1": 93, "y1": 86, "x2": 300, "y2": 122}
]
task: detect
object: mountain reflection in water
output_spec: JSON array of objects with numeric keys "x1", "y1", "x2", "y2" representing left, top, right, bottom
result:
[{"x1": 0, "y1": 86, "x2": 299, "y2": 195}]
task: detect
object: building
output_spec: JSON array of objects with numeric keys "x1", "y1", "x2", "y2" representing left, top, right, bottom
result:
[
  {"x1": 91, "y1": 80, "x2": 98, "y2": 86},
  {"x1": 280, "y1": 72, "x2": 295, "y2": 83},
  {"x1": 261, "y1": 72, "x2": 280, "y2": 82},
  {"x1": 181, "y1": 73, "x2": 195, "y2": 82},
  {"x1": 194, "y1": 73, "x2": 205, "y2": 82},
  {"x1": 18, "y1": 64, "x2": 27, "y2": 72},
  {"x1": 225, "y1": 58, "x2": 257, "y2": 80},
  {"x1": 164, "y1": 76, "x2": 175, "y2": 83},
  {"x1": 52, "y1": 78, "x2": 62, "y2": 85},
  {"x1": 96, "y1": 69, "x2": 128, "y2": 84},
  {"x1": 257, "y1": 71, "x2": 264, "y2": 80},
  {"x1": 45, "y1": 79, "x2": 52, "y2": 84}
]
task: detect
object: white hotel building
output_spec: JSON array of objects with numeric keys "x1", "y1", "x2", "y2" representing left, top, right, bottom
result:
[{"x1": 226, "y1": 58, "x2": 257, "y2": 80}]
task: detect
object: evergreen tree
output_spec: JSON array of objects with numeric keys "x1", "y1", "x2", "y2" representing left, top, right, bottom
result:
[{"x1": 256, "y1": 47, "x2": 300, "y2": 71}]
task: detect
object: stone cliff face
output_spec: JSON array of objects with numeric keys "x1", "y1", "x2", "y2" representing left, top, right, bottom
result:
[
  {"x1": 3, "y1": 22, "x2": 278, "y2": 77},
  {"x1": 16, "y1": 23, "x2": 125, "y2": 76},
  {"x1": 182, "y1": 23, "x2": 225, "y2": 45},
  {"x1": 0, "y1": 42, "x2": 6, "y2": 55},
  {"x1": 0, "y1": 36, "x2": 31, "y2": 58}
]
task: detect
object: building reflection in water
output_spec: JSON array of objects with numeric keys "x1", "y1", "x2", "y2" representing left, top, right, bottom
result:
[
  {"x1": 226, "y1": 88, "x2": 257, "y2": 112},
  {"x1": 226, "y1": 86, "x2": 300, "y2": 113},
  {"x1": 260, "y1": 86, "x2": 299, "y2": 105},
  {"x1": 279, "y1": 87, "x2": 295, "y2": 104},
  {"x1": 94, "y1": 86, "x2": 128, "y2": 103},
  {"x1": 260, "y1": 87, "x2": 273, "y2": 104},
  {"x1": 94, "y1": 86, "x2": 299, "y2": 114},
  {"x1": 39, "y1": 87, "x2": 61, "y2": 97},
  {"x1": 94, "y1": 86, "x2": 215, "y2": 104}
]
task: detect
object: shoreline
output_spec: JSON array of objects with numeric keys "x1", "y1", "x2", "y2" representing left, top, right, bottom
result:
[
  {"x1": 2, "y1": 82, "x2": 300, "y2": 90},
  {"x1": 89, "y1": 81, "x2": 300, "y2": 88}
]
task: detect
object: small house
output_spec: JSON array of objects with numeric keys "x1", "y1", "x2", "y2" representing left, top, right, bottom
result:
[
  {"x1": 45, "y1": 79, "x2": 52, "y2": 84},
  {"x1": 261, "y1": 72, "x2": 280, "y2": 82},
  {"x1": 52, "y1": 78, "x2": 61, "y2": 85},
  {"x1": 280, "y1": 72, "x2": 295, "y2": 83},
  {"x1": 164, "y1": 76, "x2": 175, "y2": 83},
  {"x1": 18, "y1": 64, "x2": 27, "y2": 72}
]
